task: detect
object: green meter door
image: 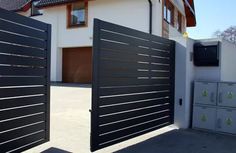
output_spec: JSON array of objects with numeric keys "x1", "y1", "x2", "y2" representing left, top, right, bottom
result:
[{"x1": 194, "y1": 82, "x2": 217, "y2": 106}]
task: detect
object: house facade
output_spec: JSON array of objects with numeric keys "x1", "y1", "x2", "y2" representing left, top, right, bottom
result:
[{"x1": 0, "y1": 0, "x2": 196, "y2": 83}]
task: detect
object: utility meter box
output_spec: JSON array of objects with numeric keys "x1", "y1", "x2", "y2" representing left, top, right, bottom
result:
[
  {"x1": 216, "y1": 108, "x2": 236, "y2": 134},
  {"x1": 194, "y1": 41, "x2": 220, "y2": 67},
  {"x1": 192, "y1": 81, "x2": 236, "y2": 135},
  {"x1": 194, "y1": 82, "x2": 217, "y2": 106},
  {"x1": 193, "y1": 105, "x2": 217, "y2": 131},
  {"x1": 194, "y1": 39, "x2": 236, "y2": 82},
  {"x1": 218, "y1": 82, "x2": 236, "y2": 108}
]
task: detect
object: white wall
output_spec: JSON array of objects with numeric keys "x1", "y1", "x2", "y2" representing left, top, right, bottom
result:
[
  {"x1": 21, "y1": 0, "x2": 164, "y2": 81},
  {"x1": 19, "y1": 0, "x2": 187, "y2": 82},
  {"x1": 193, "y1": 39, "x2": 236, "y2": 82},
  {"x1": 169, "y1": 25, "x2": 183, "y2": 38},
  {"x1": 172, "y1": 37, "x2": 188, "y2": 128},
  {"x1": 171, "y1": 0, "x2": 185, "y2": 15},
  {"x1": 194, "y1": 67, "x2": 221, "y2": 81},
  {"x1": 173, "y1": 37, "x2": 236, "y2": 129},
  {"x1": 221, "y1": 40, "x2": 236, "y2": 82},
  {"x1": 193, "y1": 39, "x2": 221, "y2": 82},
  {"x1": 152, "y1": 0, "x2": 163, "y2": 36},
  {"x1": 170, "y1": 36, "x2": 195, "y2": 129},
  {"x1": 21, "y1": 8, "x2": 61, "y2": 81},
  {"x1": 185, "y1": 38, "x2": 195, "y2": 128}
]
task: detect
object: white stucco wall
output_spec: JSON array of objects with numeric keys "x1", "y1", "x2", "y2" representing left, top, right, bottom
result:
[
  {"x1": 173, "y1": 37, "x2": 236, "y2": 129},
  {"x1": 170, "y1": 36, "x2": 195, "y2": 129},
  {"x1": 221, "y1": 40, "x2": 236, "y2": 82},
  {"x1": 172, "y1": 37, "x2": 188, "y2": 128},
  {"x1": 21, "y1": 8, "x2": 61, "y2": 81},
  {"x1": 170, "y1": 0, "x2": 185, "y2": 15},
  {"x1": 20, "y1": 0, "x2": 165, "y2": 81},
  {"x1": 20, "y1": 0, "x2": 186, "y2": 82},
  {"x1": 193, "y1": 39, "x2": 221, "y2": 82},
  {"x1": 169, "y1": 25, "x2": 183, "y2": 38},
  {"x1": 193, "y1": 38, "x2": 236, "y2": 82}
]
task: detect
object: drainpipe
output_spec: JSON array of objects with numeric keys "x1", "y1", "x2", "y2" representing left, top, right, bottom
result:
[{"x1": 148, "y1": 0, "x2": 153, "y2": 34}]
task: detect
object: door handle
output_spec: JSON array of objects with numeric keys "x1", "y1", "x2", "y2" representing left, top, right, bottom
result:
[{"x1": 219, "y1": 93, "x2": 223, "y2": 103}]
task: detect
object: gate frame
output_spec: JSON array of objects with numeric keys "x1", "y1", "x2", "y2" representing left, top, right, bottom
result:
[
  {"x1": 0, "y1": 8, "x2": 51, "y2": 153},
  {"x1": 91, "y1": 19, "x2": 176, "y2": 152}
]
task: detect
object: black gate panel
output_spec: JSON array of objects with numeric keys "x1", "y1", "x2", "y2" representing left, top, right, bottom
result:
[
  {"x1": 0, "y1": 8, "x2": 51, "y2": 153},
  {"x1": 91, "y1": 19, "x2": 175, "y2": 151}
]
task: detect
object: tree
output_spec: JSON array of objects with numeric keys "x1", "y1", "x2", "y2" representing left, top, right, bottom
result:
[{"x1": 213, "y1": 26, "x2": 236, "y2": 44}]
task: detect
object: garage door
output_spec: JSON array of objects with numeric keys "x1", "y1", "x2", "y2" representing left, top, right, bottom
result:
[
  {"x1": 91, "y1": 19, "x2": 175, "y2": 151},
  {"x1": 63, "y1": 47, "x2": 92, "y2": 84}
]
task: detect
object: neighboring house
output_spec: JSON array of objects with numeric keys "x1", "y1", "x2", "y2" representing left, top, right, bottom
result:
[{"x1": 0, "y1": 0, "x2": 196, "y2": 83}]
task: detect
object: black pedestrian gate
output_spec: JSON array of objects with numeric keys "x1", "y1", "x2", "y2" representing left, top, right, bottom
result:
[
  {"x1": 0, "y1": 8, "x2": 51, "y2": 152},
  {"x1": 91, "y1": 19, "x2": 175, "y2": 152}
]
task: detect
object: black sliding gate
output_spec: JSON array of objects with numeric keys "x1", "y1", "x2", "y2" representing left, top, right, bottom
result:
[
  {"x1": 0, "y1": 9, "x2": 51, "y2": 152},
  {"x1": 91, "y1": 19, "x2": 175, "y2": 151}
]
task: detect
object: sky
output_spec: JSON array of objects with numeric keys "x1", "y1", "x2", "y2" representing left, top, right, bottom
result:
[{"x1": 187, "y1": 0, "x2": 236, "y2": 39}]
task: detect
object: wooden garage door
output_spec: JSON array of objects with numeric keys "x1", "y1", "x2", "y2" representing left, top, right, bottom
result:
[{"x1": 63, "y1": 47, "x2": 92, "y2": 83}]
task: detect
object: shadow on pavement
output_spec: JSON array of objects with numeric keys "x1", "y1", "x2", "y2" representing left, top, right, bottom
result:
[
  {"x1": 113, "y1": 129, "x2": 236, "y2": 153},
  {"x1": 41, "y1": 147, "x2": 72, "y2": 153},
  {"x1": 51, "y1": 82, "x2": 91, "y2": 88}
]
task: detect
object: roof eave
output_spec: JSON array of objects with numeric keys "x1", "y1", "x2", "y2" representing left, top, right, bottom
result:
[
  {"x1": 183, "y1": 0, "x2": 196, "y2": 27},
  {"x1": 35, "y1": 0, "x2": 88, "y2": 9},
  {"x1": 13, "y1": 0, "x2": 32, "y2": 12}
]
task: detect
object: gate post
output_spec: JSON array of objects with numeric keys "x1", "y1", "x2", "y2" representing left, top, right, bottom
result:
[
  {"x1": 91, "y1": 19, "x2": 101, "y2": 152},
  {"x1": 46, "y1": 24, "x2": 52, "y2": 141}
]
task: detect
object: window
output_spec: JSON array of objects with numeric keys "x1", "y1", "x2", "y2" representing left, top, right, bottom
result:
[
  {"x1": 31, "y1": 0, "x2": 42, "y2": 16},
  {"x1": 163, "y1": 0, "x2": 174, "y2": 26},
  {"x1": 67, "y1": 2, "x2": 88, "y2": 28},
  {"x1": 177, "y1": 12, "x2": 182, "y2": 32},
  {"x1": 164, "y1": 1, "x2": 167, "y2": 20}
]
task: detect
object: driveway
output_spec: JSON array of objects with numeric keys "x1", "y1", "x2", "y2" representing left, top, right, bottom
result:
[
  {"x1": 24, "y1": 84, "x2": 92, "y2": 153},
  {"x1": 24, "y1": 84, "x2": 236, "y2": 153}
]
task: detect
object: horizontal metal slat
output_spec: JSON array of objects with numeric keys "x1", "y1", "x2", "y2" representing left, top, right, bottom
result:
[
  {"x1": 150, "y1": 34, "x2": 173, "y2": 45},
  {"x1": 100, "y1": 30, "x2": 149, "y2": 47},
  {"x1": 91, "y1": 19, "x2": 175, "y2": 152},
  {"x1": 100, "y1": 40, "x2": 170, "y2": 58},
  {"x1": 100, "y1": 70, "x2": 170, "y2": 79},
  {"x1": 99, "y1": 78, "x2": 170, "y2": 87},
  {"x1": 0, "y1": 95, "x2": 46, "y2": 109},
  {"x1": 0, "y1": 31, "x2": 47, "y2": 49},
  {"x1": 0, "y1": 8, "x2": 48, "y2": 31},
  {"x1": 0, "y1": 19, "x2": 47, "y2": 40},
  {"x1": 98, "y1": 121, "x2": 171, "y2": 150},
  {"x1": 0, "y1": 77, "x2": 46, "y2": 87},
  {"x1": 0, "y1": 43, "x2": 46, "y2": 58},
  {"x1": 100, "y1": 20, "x2": 173, "y2": 45},
  {"x1": 0, "y1": 113, "x2": 45, "y2": 132},
  {"x1": 99, "y1": 111, "x2": 170, "y2": 134},
  {"x1": 0, "y1": 131, "x2": 45, "y2": 153},
  {"x1": 100, "y1": 92, "x2": 170, "y2": 109},
  {"x1": 99, "y1": 117, "x2": 171, "y2": 144},
  {"x1": 99, "y1": 104, "x2": 171, "y2": 125},
  {"x1": 99, "y1": 85, "x2": 170, "y2": 96},
  {"x1": 7, "y1": 139, "x2": 46, "y2": 153},
  {"x1": 0, "y1": 104, "x2": 45, "y2": 121},
  {"x1": 100, "y1": 20, "x2": 150, "y2": 40},
  {"x1": 99, "y1": 98, "x2": 169, "y2": 115},
  {"x1": 0, "y1": 122, "x2": 45, "y2": 143},
  {"x1": 100, "y1": 61, "x2": 152, "y2": 75},
  {"x1": 100, "y1": 49, "x2": 170, "y2": 64},
  {"x1": 100, "y1": 61, "x2": 170, "y2": 76},
  {"x1": 0, "y1": 86, "x2": 46, "y2": 98},
  {"x1": 0, "y1": 66, "x2": 46, "y2": 76},
  {"x1": 0, "y1": 54, "x2": 46, "y2": 67}
]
